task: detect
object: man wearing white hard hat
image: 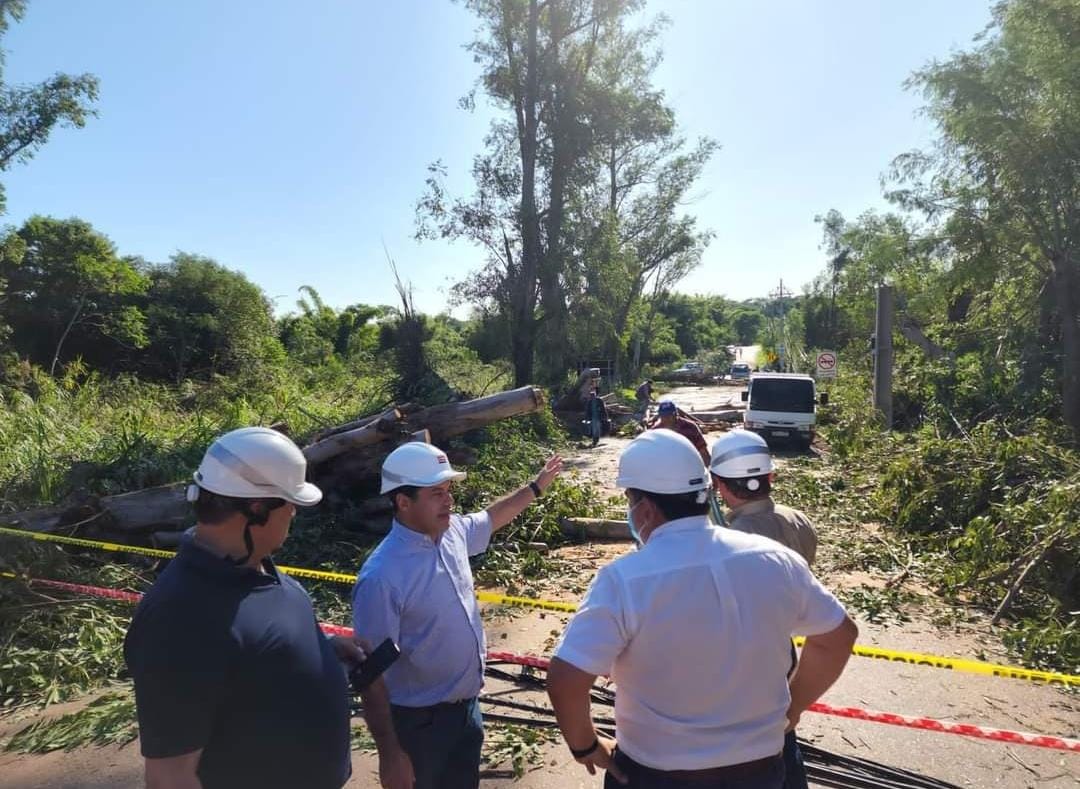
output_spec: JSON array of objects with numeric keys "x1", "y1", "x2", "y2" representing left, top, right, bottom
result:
[
  {"x1": 710, "y1": 429, "x2": 817, "y2": 566},
  {"x1": 353, "y1": 441, "x2": 562, "y2": 789},
  {"x1": 124, "y1": 427, "x2": 396, "y2": 789},
  {"x1": 547, "y1": 429, "x2": 857, "y2": 788},
  {"x1": 710, "y1": 428, "x2": 820, "y2": 789}
]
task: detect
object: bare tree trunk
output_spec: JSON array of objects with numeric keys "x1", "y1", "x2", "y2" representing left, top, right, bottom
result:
[
  {"x1": 50, "y1": 293, "x2": 86, "y2": 376},
  {"x1": 511, "y1": 0, "x2": 542, "y2": 388},
  {"x1": 1053, "y1": 256, "x2": 1080, "y2": 440}
]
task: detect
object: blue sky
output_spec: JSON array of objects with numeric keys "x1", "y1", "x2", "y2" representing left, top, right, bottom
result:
[{"x1": 2, "y1": 0, "x2": 994, "y2": 316}]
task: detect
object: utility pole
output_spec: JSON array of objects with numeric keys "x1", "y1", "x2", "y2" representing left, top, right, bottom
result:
[
  {"x1": 873, "y1": 284, "x2": 894, "y2": 429},
  {"x1": 769, "y1": 279, "x2": 794, "y2": 371}
]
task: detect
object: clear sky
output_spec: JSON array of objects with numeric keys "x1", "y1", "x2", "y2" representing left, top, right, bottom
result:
[{"x1": 2, "y1": 0, "x2": 994, "y2": 316}]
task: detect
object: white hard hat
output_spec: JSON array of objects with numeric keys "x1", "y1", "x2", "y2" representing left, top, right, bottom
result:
[
  {"x1": 380, "y1": 442, "x2": 466, "y2": 494},
  {"x1": 615, "y1": 429, "x2": 710, "y2": 495},
  {"x1": 709, "y1": 429, "x2": 774, "y2": 478},
  {"x1": 191, "y1": 427, "x2": 322, "y2": 506}
]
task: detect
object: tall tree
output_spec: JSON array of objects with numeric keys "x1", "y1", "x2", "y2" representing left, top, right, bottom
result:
[
  {"x1": 891, "y1": 0, "x2": 1080, "y2": 437},
  {"x1": 3, "y1": 216, "x2": 146, "y2": 374},
  {"x1": 0, "y1": 1, "x2": 98, "y2": 215},
  {"x1": 417, "y1": 0, "x2": 646, "y2": 386}
]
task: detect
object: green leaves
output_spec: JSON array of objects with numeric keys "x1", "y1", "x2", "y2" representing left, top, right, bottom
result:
[
  {"x1": 5, "y1": 692, "x2": 138, "y2": 753},
  {"x1": 0, "y1": 4, "x2": 99, "y2": 215}
]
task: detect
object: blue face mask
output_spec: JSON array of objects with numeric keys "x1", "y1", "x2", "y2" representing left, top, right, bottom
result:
[{"x1": 627, "y1": 500, "x2": 644, "y2": 547}]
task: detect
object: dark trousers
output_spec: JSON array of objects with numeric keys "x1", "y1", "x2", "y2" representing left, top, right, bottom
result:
[
  {"x1": 390, "y1": 697, "x2": 483, "y2": 789},
  {"x1": 783, "y1": 641, "x2": 809, "y2": 789},
  {"x1": 590, "y1": 416, "x2": 602, "y2": 445},
  {"x1": 603, "y1": 749, "x2": 784, "y2": 789},
  {"x1": 782, "y1": 732, "x2": 808, "y2": 789}
]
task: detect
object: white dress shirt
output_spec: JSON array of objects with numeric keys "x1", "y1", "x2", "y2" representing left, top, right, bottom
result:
[{"x1": 555, "y1": 516, "x2": 846, "y2": 770}]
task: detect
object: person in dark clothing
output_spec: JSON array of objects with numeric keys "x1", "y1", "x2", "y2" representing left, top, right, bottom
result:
[
  {"x1": 124, "y1": 427, "x2": 410, "y2": 789},
  {"x1": 634, "y1": 379, "x2": 654, "y2": 422},
  {"x1": 584, "y1": 390, "x2": 610, "y2": 447}
]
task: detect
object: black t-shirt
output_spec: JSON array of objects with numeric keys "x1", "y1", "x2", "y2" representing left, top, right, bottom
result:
[{"x1": 123, "y1": 536, "x2": 352, "y2": 789}]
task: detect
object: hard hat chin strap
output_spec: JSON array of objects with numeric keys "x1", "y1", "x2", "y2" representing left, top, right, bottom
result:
[{"x1": 229, "y1": 503, "x2": 271, "y2": 567}]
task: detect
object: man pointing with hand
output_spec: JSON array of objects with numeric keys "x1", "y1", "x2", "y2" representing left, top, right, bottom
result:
[{"x1": 353, "y1": 442, "x2": 562, "y2": 789}]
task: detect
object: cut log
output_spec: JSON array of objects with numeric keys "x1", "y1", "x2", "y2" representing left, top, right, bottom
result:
[
  {"x1": 1, "y1": 503, "x2": 101, "y2": 534},
  {"x1": 691, "y1": 410, "x2": 743, "y2": 423},
  {"x1": 311, "y1": 406, "x2": 398, "y2": 443},
  {"x1": 5, "y1": 388, "x2": 544, "y2": 538},
  {"x1": 104, "y1": 483, "x2": 190, "y2": 532},
  {"x1": 405, "y1": 386, "x2": 545, "y2": 441},
  {"x1": 560, "y1": 517, "x2": 632, "y2": 541},
  {"x1": 303, "y1": 408, "x2": 403, "y2": 465}
]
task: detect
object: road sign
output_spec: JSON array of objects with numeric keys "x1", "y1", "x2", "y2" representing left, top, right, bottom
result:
[{"x1": 816, "y1": 350, "x2": 837, "y2": 379}]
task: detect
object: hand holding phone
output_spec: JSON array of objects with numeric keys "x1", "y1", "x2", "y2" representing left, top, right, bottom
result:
[{"x1": 348, "y1": 638, "x2": 401, "y2": 693}]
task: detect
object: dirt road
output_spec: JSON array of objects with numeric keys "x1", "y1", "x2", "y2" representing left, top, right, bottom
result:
[{"x1": 2, "y1": 385, "x2": 1077, "y2": 788}]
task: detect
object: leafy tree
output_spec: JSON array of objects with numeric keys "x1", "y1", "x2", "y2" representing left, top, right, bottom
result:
[
  {"x1": 0, "y1": 1, "x2": 98, "y2": 214},
  {"x1": 278, "y1": 286, "x2": 389, "y2": 367},
  {"x1": 891, "y1": 0, "x2": 1080, "y2": 437},
  {"x1": 142, "y1": 253, "x2": 280, "y2": 383},
  {"x1": 2, "y1": 216, "x2": 147, "y2": 374},
  {"x1": 419, "y1": 0, "x2": 692, "y2": 386}
]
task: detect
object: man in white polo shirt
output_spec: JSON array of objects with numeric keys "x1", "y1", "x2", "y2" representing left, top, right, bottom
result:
[
  {"x1": 353, "y1": 441, "x2": 562, "y2": 789},
  {"x1": 547, "y1": 429, "x2": 857, "y2": 788}
]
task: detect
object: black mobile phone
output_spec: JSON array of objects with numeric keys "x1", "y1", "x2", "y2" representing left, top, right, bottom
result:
[{"x1": 348, "y1": 638, "x2": 401, "y2": 693}]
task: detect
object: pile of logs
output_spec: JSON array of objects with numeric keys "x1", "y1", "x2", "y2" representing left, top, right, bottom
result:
[{"x1": 3, "y1": 386, "x2": 546, "y2": 541}]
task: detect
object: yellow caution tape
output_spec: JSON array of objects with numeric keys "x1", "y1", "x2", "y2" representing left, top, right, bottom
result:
[
  {"x1": 1, "y1": 525, "x2": 1077, "y2": 686},
  {"x1": 0, "y1": 526, "x2": 574, "y2": 609},
  {"x1": 477, "y1": 590, "x2": 577, "y2": 613},
  {"x1": 791, "y1": 636, "x2": 1078, "y2": 687},
  {"x1": 0, "y1": 526, "x2": 176, "y2": 560}
]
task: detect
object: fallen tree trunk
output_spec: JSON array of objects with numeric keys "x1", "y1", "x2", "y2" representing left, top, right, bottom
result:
[
  {"x1": 1, "y1": 502, "x2": 102, "y2": 534},
  {"x1": 560, "y1": 517, "x2": 631, "y2": 541},
  {"x1": 405, "y1": 386, "x2": 544, "y2": 441},
  {"x1": 303, "y1": 408, "x2": 403, "y2": 465},
  {"x1": 310, "y1": 405, "x2": 397, "y2": 443},
  {"x1": 691, "y1": 410, "x2": 743, "y2": 423},
  {"x1": 3, "y1": 388, "x2": 544, "y2": 537}
]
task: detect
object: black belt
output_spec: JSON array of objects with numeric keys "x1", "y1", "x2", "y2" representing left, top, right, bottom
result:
[
  {"x1": 391, "y1": 697, "x2": 475, "y2": 714},
  {"x1": 618, "y1": 750, "x2": 782, "y2": 783}
]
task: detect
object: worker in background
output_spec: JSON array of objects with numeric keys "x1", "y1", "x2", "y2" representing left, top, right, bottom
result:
[
  {"x1": 353, "y1": 442, "x2": 562, "y2": 789},
  {"x1": 584, "y1": 389, "x2": 609, "y2": 447},
  {"x1": 633, "y1": 379, "x2": 654, "y2": 422},
  {"x1": 710, "y1": 428, "x2": 820, "y2": 789},
  {"x1": 547, "y1": 429, "x2": 858, "y2": 788},
  {"x1": 124, "y1": 428, "x2": 398, "y2": 789},
  {"x1": 648, "y1": 400, "x2": 710, "y2": 467}
]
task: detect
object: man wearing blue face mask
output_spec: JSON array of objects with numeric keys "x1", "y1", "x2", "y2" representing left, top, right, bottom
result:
[{"x1": 547, "y1": 429, "x2": 858, "y2": 788}]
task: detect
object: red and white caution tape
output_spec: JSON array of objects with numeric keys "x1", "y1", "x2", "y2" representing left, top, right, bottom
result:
[
  {"x1": 7, "y1": 574, "x2": 1079, "y2": 754},
  {"x1": 807, "y1": 701, "x2": 1080, "y2": 753},
  {"x1": 486, "y1": 651, "x2": 1080, "y2": 754}
]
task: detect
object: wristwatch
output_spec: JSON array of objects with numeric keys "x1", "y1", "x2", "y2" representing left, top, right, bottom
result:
[
  {"x1": 528, "y1": 480, "x2": 542, "y2": 499},
  {"x1": 569, "y1": 737, "x2": 599, "y2": 759}
]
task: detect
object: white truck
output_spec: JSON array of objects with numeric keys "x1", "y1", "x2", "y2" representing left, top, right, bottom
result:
[{"x1": 740, "y1": 373, "x2": 827, "y2": 450}]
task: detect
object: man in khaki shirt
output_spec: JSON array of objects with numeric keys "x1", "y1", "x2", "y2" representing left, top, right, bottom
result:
[
  {"x1": 724, "y1": 497, "x2": 817, "y2": 566},
  {"x1": 709, "y1": 429, "x2": 817, "y2": 566},
  {"x1": 709, "y1": 428, "x2": 820, "y2": 789}
]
